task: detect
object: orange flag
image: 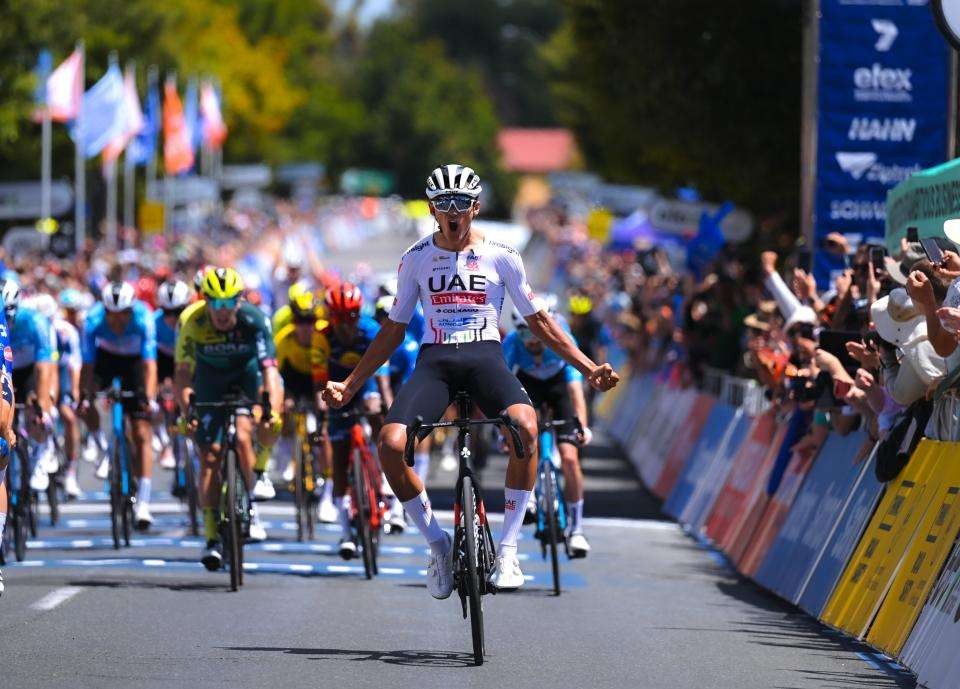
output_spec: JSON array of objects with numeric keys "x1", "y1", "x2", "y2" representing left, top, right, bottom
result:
[{"x1": 163, "y1": 77, "x2": 193, "y2": 175}]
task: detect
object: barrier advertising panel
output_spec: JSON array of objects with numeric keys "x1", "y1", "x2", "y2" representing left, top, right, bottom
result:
[{"x1": 653, "y1": 392, "x2": 717, "y2": 499}]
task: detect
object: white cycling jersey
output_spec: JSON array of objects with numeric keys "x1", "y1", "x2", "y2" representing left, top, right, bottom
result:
[{"x1": 389, "y1": 233, "x2": 542, "y2": 345}]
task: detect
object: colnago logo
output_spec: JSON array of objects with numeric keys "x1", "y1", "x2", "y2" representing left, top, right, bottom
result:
[
  {"x1": 829, "y1": 199, "x2": 886, "y2": 222},
  {"x1": 847, "y1": 117, "x2": 916, "y2": 142},
  {"x1": 871, "y1": 19, "x2": 898, "y2": 52},
  {"x1": 852, "y1": 63, "x2": 912, "y2": 103},
  {"x1": 835, "y1": 151, "x2": 921, "y2": 185}
]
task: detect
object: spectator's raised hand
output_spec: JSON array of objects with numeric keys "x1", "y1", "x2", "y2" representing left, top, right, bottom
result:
[
  {"x1": 906, "y1": 270, "x2": 937, "y2": 313},
  {"x1": 846, "y1": 340, "x2": 881, "y2": 369},
  {"x1": 835, "y1": 269, "x2": 853, "y2": 298},
  {"x1": 936, "y1": 306, "x2": 960, "y2": 333},
  {"x1": 792, "y1": 268, "x2": 817, "y2": 302},
  {"x1": 937, "y1": 250, "x2": 960, "y2": 280},
  {"x1": 760, "y1": 251, "x2": 778, "y2": 276},
  {"x1": 855, "y1": 367, "x2": 876, "y2": 391}
]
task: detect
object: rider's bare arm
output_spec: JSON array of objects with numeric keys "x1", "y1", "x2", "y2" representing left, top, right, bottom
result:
[
  {"x1": 337, "y1": 319, "x2": 405, "y2": 401},
  {"x1": 525, "y1": 310, "x2": 596, "y2": 377}
]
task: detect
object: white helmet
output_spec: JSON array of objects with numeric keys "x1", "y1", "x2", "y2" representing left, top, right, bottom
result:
[
  {"x1": 1, "y1": 280, "x2": 21, "y2": 315},
  {"x1": 381, "y1": 276, "x2": 399, "y2": 297},
  {"x1": 510, "y1": 308, "x2": 528, "y2": 331},
  {"x1": 101, "y1": 281, "x2": 136, "y2": 312},
  {"x1": 32, "y1": 293, "x2": 59, "y2": 320},
  {"x1": 157, "y1": 280, "x2": 191, "y2": 310},
  {"x1": 425, "y1": 164, "x2": 482, "y2": 200}
]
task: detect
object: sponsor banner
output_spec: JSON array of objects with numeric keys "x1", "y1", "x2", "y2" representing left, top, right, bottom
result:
[
  {"x1": 679, "y1": 410, "x2": 752, "y2": 532},
  {"x1": 901, "y1": 538, "x2": 960, "y2": 689},
  {"x1": 821, "y1": 440, "x2": 942, "y2": 638},
  {"x1": 631, "y1": 386, "x2": 694, "y2": 486},
  {"x1": 607, "y1": 377, "x2": 650, "y2": 443},
  {"x1": 704, "y1": 410, "x2": 778, "y2": 545},
  {"x1": 754, "y1": 432, "x2": 874, "y2": 601},
  {"x1": 797, "y1": 447, "x2": 884, "y2": 617},
  {"x1": 885, "y1": 157, "x2": 960, "y2": 252},
  {"x1": 866, "y1": 443, "x2": 960, "y2": 656},
  {"x1": 663, "y1": 403, "x2": 737, "y2": 520},
  {"x1": 652, "y1": 392, "x2": 717, "y2": 499},
  {"x1": 739, "y1": 445, "x2": 821, "y2": 578},
  {"x1": 813, "y1": 0, "x2": 951, "y2": 286}
]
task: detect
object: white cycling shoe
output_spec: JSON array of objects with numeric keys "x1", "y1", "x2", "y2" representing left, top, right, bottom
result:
[
  {"x1": 64, "y1": 473, "x2": 82, "y2": 499},
  {"x1": 281, "y1": 462, "x2": 295, "y2": 484},
  {"x1": 135, "y1": 503, "x2": 154, "y2": 531},
  {"x1": 95, "y1": 457, "x2": 110, "y2": 480},
  {"x1": 82, "y1": 437, "x2": 99, "y2": 463},
  {"x1": 29, "y1": 463, "x2": 49, "y2": 491},
  {"x1": 426, "y1": 533, "x2": 454, "y2": 600},
  {"x1": 317, "y1": 498, "x2": 338, "y2": 524},
  {"x1": 158, "y1": 447, "x2": 176, "y2": 470},
  {"x1": 40, "y1": 447, "x2": 59, "y2": 474},
  {"x1": 248, "y1": 506, "x2": 267, "y2": 542},
  {"x1": 489, "y1": 553, "x2": 525, "y2": 590},
  {"x1": 252, "y1": 474, "x2": 276, "y2": 501},
  {"x1": 567, "y1": 532, "x2": 591, "y2": 558}
]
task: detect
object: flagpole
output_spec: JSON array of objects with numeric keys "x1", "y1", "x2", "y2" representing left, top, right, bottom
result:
[
  {"x1": 163, "y1": 71, "x2": 174, "y2": 240},
  {"x1": 122, "y1": 60, "x2": 136, "y2": 238},
  {"x1": 74, "y1": 40, "x2": 85, "y2": 255},
  {"x1": 41, "y1": 104, "x2": 51, "y2": 227}
]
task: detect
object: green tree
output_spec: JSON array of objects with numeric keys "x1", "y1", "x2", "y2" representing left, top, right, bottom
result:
[{"x1": 546, "y1": 0, "x2": 802, "y2": 220}]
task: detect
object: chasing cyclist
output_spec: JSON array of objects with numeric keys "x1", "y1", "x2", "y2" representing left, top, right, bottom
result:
[
  {"x1": 0, "y1": 298, "x2": 16, "y2": 597},
  {"x1": 323, "y1": 164, "x2": 619, "y2": 598},
  {"x1": 80, "y1": 281, "x2": 158, "y2": 530},
  {"x1": 174, "y1": 267, "x2": 283, "y2": 570},
  {"x1": 504, "y1": 310, "x2": 593, "y2": 557}
]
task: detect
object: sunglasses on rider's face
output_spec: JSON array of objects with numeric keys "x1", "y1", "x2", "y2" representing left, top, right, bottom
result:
[
  {"x1": 208, "y1": 296, "x2": 239, "y2": 311},
  {"x1": 432, "y1": 195, "x2": 475, "y2": 214}
]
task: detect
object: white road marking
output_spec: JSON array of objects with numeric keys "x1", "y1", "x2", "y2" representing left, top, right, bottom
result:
[{"x1": 31, "y1": 586, "x2": 82, "y2": 611}]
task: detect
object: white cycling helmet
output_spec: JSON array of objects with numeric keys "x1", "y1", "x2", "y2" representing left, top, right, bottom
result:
[
  {"x1": 157, "y1": 280, "x2": 191, "y2": 310},
  {"x1": 381, "y1": 276, "x2": 399, "y2": 298},
  {"x1": 32, "y1": 293, "x2": 59, "y2": 320},
  {"x1": 101, "y1": 281, "x2": 136, "y2": 312},
  {"x1": 425, "y1": 164, "x2": 482, "y2": 200},
  {"x1": 1, "y1": 279, "x2": 21, "y2": 315},
  {"x1": 510, "y1": 308, "x2": 528, "y2": 331}
]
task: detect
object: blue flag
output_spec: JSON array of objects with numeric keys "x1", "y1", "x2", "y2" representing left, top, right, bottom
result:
[
  {"x1": 34, "y1": 50, "x2": 52, "y2": 105},
  {"x1": 686, "y1": 201, "x2": 732, "y2": 278},
  {"x1": 183, "y1": 79, "x2": 201, "y2": 164},
  {"x1": 128, "y1": 73, "x2": 160, "y2": 166},
  {"x1": 70, "y1": 63, "x2": 125, "y2": 159}
]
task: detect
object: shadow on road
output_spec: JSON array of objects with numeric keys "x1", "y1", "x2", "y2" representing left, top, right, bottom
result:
[
  {"x1": 221, "y1": 646, "x2": 476, "y2": 668},
  {"x1": 67, "y1": 578, "x2": 228, "y2": 592}
]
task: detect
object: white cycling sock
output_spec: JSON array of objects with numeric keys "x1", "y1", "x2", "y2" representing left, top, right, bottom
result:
[
  {"x1": 96, "y1": 430, "x2": 108, "y2": 451},
  {"x1": 403, "y1": 491, "x2": 447, "y2": 555},
  {"x1": 137, "y1": 477, "x2": 152, "y2": 506},
  {"x1": 499, "y1": 487, "x2": 532, "y2": 558},
  {"x1": 321, "y1": 478, "x2": 334, "y2": 502},
  {"x1": 0, "y1": 512, "x2": 5, "y2": 535},
  {"x1": 570, "y1": 499, "x2": 584, "y2": 535},
  {"x1": 413, "y1": 452, "x2": 430, "y2": 482},
  {"x1": 334, "y1": 496, "x2": 352, "y2": 539}
]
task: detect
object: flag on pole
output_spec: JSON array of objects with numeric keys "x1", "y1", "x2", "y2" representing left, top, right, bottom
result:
[
  {"x1": 102, "y1": 66, "x2": 145, "y2": 165},
  {"x1": 46, "y1": 49, "x2": 84, "y2": 122},
  {"x1": 200, "y1": 81, "x2": 228, "y2": 150},
  {"x1": 129, "y1": 70, "x2": 159, "y2": 166},
  {"x1": 183, "y1": 79, "x2": 201, "y2": 159},
  {"x1": 163, "y1": 77, "x2": 194, "y2": 175},
  {"x1": 34, "y1": 50, "x2": 53, "y2": 106},
  {"x1": 70, "y1": 62, "x2": 126, "y2": 159}
]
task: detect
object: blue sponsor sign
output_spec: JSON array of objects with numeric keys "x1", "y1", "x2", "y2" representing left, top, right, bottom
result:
[
  {"x1": 796, "y1": 449, "x2": 884, "y2": 617},
  {"x1": 753, "y1": 432, "x2": 870, "y2": 598},
  {"x1": 663, "y1": 403, "x2": 737, "y2": 520},
  {"x1": 813, "y1": 0, "x2": 951, "y2": 287}
]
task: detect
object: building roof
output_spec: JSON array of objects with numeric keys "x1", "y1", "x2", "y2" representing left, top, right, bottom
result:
[{"x1": 497, "y1": 128, "x2": 576, "y2": 173}]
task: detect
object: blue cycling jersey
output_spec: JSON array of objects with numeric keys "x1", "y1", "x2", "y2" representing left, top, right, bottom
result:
[
  {"x1": 10, "y1": 307, "x2": 57, "y2": 370},
  {"x1": 81, "y1": 300, "x2": 157, "y2": 363},
  {"x1": 0, "y1": 310, "x2": 12, "y2": 379},
  {"x1": 502, "y1": 329, "x2": 582, "y2": 383},
  {"x1": 154, "y1": 309, "x2": 177, "y2": 358},
  {"x1": 407, "y1": 305, "x2": 425, "y2": 342},
  {"x1": 326, "y1": 316, "x2": 389, "y2": 395},
  {"x1": 389, "y1": 332, "x2": 419, "y2": 388}
]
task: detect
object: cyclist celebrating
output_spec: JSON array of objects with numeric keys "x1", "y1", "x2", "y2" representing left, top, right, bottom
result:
[
  {"x1": 0, "y1": 280, "x2": 59, "y2": 493},
  {"x1": 323, "y1": 164, "x2": 619, "y2": 597},
  {"x1": 80, "y1": 281, "x2": 158, "y2": 530},
  {"x1": 324, "y1": 283, "x2": 393, "y2": 557},
  {"x1": 503, "y1": 310, "x2": 593, "y2": 557},
  {"x1": 175, "y1": 267, "x2": 283, "y2": 570}
]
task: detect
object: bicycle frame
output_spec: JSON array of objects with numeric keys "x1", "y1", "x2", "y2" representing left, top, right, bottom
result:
[{"x1": 536, "y1": 426, "x2": 569, "y2": 536}]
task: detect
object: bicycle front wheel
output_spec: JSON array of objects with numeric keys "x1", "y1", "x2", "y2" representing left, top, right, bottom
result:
[
  {"x1": 225, "y1": 448, "x2": 242, "y2": 591},
  {"x1": 542, "y1": 467, "x2": 561, "y2": 596},
  {"x1": 462, "y1": 475, "x2": 485, "y2": 666},
  {"x1": 183, "y1": 439, "x2": 200, "y2": 537},
  {"x1": 352, "y1": 448, "x2": 375, "y2": 580},
  {"x1": 294, "y1": 435, "x2": 306, "y2": 543}
]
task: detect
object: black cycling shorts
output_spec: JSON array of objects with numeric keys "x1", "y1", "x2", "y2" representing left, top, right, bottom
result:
[
  {"x1": 93, "y1": 351, "x2": 147, "y2": 418},
  {"x1": 157, "y1": 350, "x2": 175, "y2": 382},
  {"x1": 385, "y1": 341, "x2": 532, "y2": 427},
  {"x1": 516, "y1": 369, "x2": 578, "y2": 445},
  {"x1": 12, "y1": 364, "x2": 36, "y2": 399}
]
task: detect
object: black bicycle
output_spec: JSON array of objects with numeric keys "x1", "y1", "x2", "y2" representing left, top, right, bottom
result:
[
  {"x1": 405, "y1": 391, "x2": 525, "y2": 666},
  {"x1": 165, "y1": 393, "x2": 200, "y2": 537},
  {"x1": 93, "y1": 380, "x2": 139, "y2": 550},
  {"x1": 189, "y1": 392, "x2": 267, "y2": 592},
  {"x1": 2, "y1": 403, "x2": 36, "y2": 563}
]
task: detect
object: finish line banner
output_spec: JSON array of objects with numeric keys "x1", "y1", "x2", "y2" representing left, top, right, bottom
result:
[{"x1": 813, "y1": 0, "x2": 951, "y2": 287}]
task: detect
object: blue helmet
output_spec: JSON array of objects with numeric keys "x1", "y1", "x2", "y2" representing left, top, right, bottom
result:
[{"x1": 59, "y1": 288, "x2": 84, "y2": 311}]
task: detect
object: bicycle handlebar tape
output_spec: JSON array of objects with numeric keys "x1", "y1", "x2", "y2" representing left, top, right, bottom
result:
[
  {"x1": 499, "y1": 411, "x2": 525, "y2": 458},
  {"x1": 404, "y1": 417, "x2": 423, "y2": 467}
]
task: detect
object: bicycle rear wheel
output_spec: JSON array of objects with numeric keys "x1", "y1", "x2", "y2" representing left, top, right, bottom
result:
[
  {"x1": 294, "y1": 436, "x2": 306, "y2": 542},
  {"x1": 183, "y1": 439, "x2": 199, "y2": 537},
  {"x1": 225, "y1": 448, "x2": 242, "y2": 591},
  {"x1": 542, "y1": 466, "x2": 561, "y2": 596},
  {"x1": 352, "y1": 448, "x2": 374, "y2": 580},
  {"x1": 462, "y1": 475, "x2": 485, "y2": 665},
  {"x1": 46, "y1": 473, "x2": 60, "y2": 527}
]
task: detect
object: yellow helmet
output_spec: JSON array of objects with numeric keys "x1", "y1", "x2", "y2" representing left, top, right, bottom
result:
[
  {"x1": 290, "y1": 291, "x2": 317, "y2": 320},
  {"x1": 287, "y1": 281, "x2": 308, "y2": 304},
  {"x1": 201, "y1": 267, "x2": 244, "y2": 300},
  {"x1": 568, "y1": 294, "x2": 593, "y2": 316}
]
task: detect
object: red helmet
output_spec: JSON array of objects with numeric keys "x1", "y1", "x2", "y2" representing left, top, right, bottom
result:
[{"x1": 325, "y1": 282, "x2": 362, "y2": 320}]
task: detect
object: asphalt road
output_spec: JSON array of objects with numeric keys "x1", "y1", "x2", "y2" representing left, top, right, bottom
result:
[{"x1": 0, "y1": 433, "x2": 916, "y2": 689}]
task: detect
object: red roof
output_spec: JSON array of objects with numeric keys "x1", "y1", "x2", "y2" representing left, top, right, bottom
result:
[{"x1": 497, "y1": 128, "x2": 576, "y2": 173}]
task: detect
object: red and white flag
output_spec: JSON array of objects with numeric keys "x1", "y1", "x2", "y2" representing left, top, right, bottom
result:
[
  {"x1": 102, "y1": 67, "x2": 145, "y2": 165},
  {"x1": 46, "y1": 49, "x2": 84, "y2": 122},
  {"x1": 199, "y1": 81, "x2": 227, "y2": 150}
]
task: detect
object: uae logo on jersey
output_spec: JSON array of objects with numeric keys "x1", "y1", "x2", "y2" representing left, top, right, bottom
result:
[{"x1": 465, "y1": 250, "x2": 479, "y2": 271}]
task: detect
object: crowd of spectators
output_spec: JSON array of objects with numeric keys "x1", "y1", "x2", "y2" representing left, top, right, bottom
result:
[{"x1": 526, "y1": 203, "x2": 960, "y2": 478}]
